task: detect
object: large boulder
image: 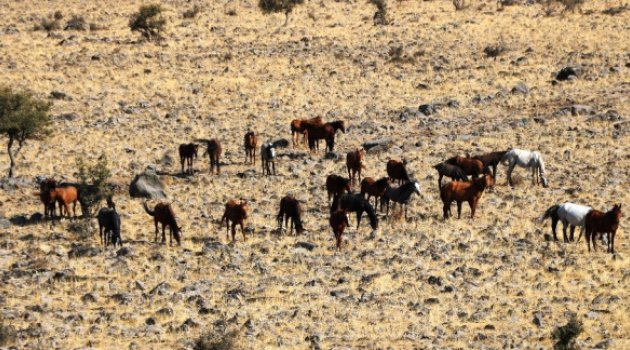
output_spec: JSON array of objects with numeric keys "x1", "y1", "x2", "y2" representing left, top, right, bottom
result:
[{"x1": 129, "y1": 167, "x2": 166, "y2": 199}]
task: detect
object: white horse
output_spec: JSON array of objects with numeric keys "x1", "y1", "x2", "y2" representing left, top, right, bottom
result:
[
  {"x1": 501, "y1": 149, "x2": 548, "y2": 187},
  {"x1": 542, "y1": 202, "x2": 591, "y2": 242}
]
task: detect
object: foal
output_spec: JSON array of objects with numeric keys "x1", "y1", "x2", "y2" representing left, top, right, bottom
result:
[
  {"x1": 277, "y1": 195, "x2": 304, "y2": 235},
  {"x1": 433, "y1": 162, "x2": 468, "y2": 189},
  {"x1": 244, "y1": 131, "x2": 257, "y2": 165},
  {"x1": 583, "y1": 204, "x2": 622, "y2": 253},
  {"x1": 330, "y1": 209, "x2": 350, "y2": 250},
  {"x1": 346, "y1": 148, "x2": 366, "y2": 185},
  {"x1": 386, "y1": 159, "x2": 410, "y2": 185},
  {"x1": 445, "y1": 156, "x2": 484, "y2": 178},
  {"x1": 179, "y1": 143, "x2": 199, "y2": 175},
  {"x1": 325, "y1": 175, "x2": 352, "y2": 203},
  {"x1": 440, "y1": 174, "x2": 494, "y2": 219},
  {"x1": 197, "y1": 138, "x2": 222, "y2": 174},
  {"x1": 360, "y1": 177, "x2": 390, "y2": 211},
  {"x1": 143, "y1": 202, "x2": 182, "y2": 245},
  {"x1": 220, "y1": 199, "x2": 249, "y2": 242}
]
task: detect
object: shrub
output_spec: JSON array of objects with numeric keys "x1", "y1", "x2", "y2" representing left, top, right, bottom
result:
[
  {"x1": 129, "y1": 4, "x2": 166, "y2": 41},
  {"x1": 369, "y1": 0, "x2": 389, "y2": 25},
  {"x1": 75, "y1": 155, "x2": 112, "y2": 217},
  {"x1": 0, "y1": 322, "x2": 15, "y2": 346},
  {"x1": 65, "y1": 15, "x2": 87, "y2": 31},
  {"x1": 453, "y1": 0, "x2": 467, "y2": 10},
  {"x1": 183, "y1": 5, "x2": 201, "y2": 19},
  {"x1": 194, "y1": 330, "x2": 239, "y2": 350},
  {"x1": 259, "y1": 0, "x2": 305, "y2": 26},
  {"x1": 0, "y1": 87, "x2": 52, "y2": 177},
  {"x1": 540, "y1": 0, "x2": 586, "y2": 14},
  {"x1": 35, "y1": 18, "x2": 61, "y2": 31},
  {"x1": 54, "y1": 11, "x2": 63, "y2": 20},
  {"x1": 552, "y1": 316, "x2": 583, "y2": 350}
]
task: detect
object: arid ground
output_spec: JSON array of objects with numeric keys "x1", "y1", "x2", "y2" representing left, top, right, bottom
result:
[{"x1": 0, "y1": 0, "x2": 629, "y2": 349}]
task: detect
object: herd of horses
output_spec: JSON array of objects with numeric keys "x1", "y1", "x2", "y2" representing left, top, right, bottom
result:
[{"x1": 35, "y1": 116, "x2": 622, "y2": 254}]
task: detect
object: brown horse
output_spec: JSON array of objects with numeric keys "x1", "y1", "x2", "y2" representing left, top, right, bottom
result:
[
  {"x1": 445, "y1": 156, "x2": 484, "y2": 178},
  {"x1": 360, "y1": 177, "x2": 390, "y2": 211},
  {"x1": 277, "y1": 195, "x2": 304, "y2": 235},
  {"x1": 39, "y1": 178, "x2": 58, "y2": 219},
  {"x1": 244, "y1": 131, "x2": 257, "y2": 165},
  {"x1": 305, "y1": 120, "x2": 345, "y2": 153},
  {"x1": 143, "y1": 202, "x2": 182, "y2": 245},
  {"x1": 45, "y1": 181, "x2": 79, "y2": 222},
  {"x1": 440, "y1": 174, "x2": 494, "y2": 219},
  {"x1": 220, "y1": 199, "x2": 249, "y2": 242},
  {"x1": 472, "y1": 150, "x2": 508, "y2": 180},
  {"x1": 330, "y1": 209, "x2": 350, "y2": 250},
  {"x1": 290, "y1": 116, "x2": 323, "y2": 148},
  {"x1": 346, "y1": 148, "x2": 366, "y2": 185},
  {"x1": 197, "y1": 139, "x2": 222, "y2": 174},
  {"x1": 325, "y1": 174, "x2": 351, "y2": 203},
  {"x1": 386, "y1": 159, "x2": 410, "y2": 185},
  {"x1": 583, "y1": 204, "x2": 621, "y2": 253},
  {"x1": 179, "y1": 143, "x2": 199, "y2": 175}
]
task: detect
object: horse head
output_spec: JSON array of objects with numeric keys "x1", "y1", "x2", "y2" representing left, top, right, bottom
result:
[{"x1": 612, "y1": 204, "x2": 622, "y2": 219}]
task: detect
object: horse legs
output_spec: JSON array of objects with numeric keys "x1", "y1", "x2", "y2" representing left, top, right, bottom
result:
[
  {"x1": 100, "y1": 225, "x2": 104, "y2": 245},
  {"x1": 492, "y1": 165, "x2": 497, "y2": 180},
  {"x1": 610, "y1": 230, "x2": 616, "y2": 254},
  {"x1": 154, "y1": 219, "x2": 159, "y2": 242},
  {"x1": 272, "y1": 160, "x2": 276, "y2": 175},
  {"x1": 507, "y1": 162, "x2": 516, "y2": 186},
  {"x1": 289, "y1": 218, "x2": 293, "y2": 235},
  {"x1": 570, "y1": 226, "x2": 576, "y2": 242},
  {"x1": 456, "y1": 201, "x2": 463, "y2": 219},
  {"x1": 240, "y1": 221, "x2": 246, "y2": 241},
  {"x1": 253, "y1": 148, "x2": 256, "y2": 166},
  {"x1": 561, "y1": 220, "x2": 569, "y2": 243},
  {"x1": 551, "y1": 217, "x2": 558, "y2": 240},
  {"x1": 356, "y1": 212, "x2": 362, "y2": 230},
  {"x1": 225, "y1": 219, "x2": 230, "y2": 240},
  {"x1": 468, "y1": 200, "x2": 476, "y2": 219},
  {"x1": 443, "y1": 202, "x2": 450, "y2": 220},
  {"x1": 438, "y1": 174, "x2": 443, "y2": 189},
  {"x1": 230, "y1": 222, "x2": 236, "y2": 242}
]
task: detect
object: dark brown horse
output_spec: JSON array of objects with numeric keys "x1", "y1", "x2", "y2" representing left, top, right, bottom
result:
[
  {"x1": 386, "y1": 159, "x2": 410, "y2": 185},
  {"x1": 290, "y1": 116, "x2": 323, "y2": 148},
  {"x1": 197, "y1": 139, "x2": 222, "y2": 174},
  {"x1": 472, "y1": 150, "x2": 508, "y2": 180},
  {"x1": 220, "y1": 199, "x2": 249, "y2": 242},
  {"x1": 277, "y1": 195, "x2": 304, "y2": 235},
  {"x1": 346, "y1": 148, "x2": 366, "y2": 185},
  {"x1": 360, "y1": 177, "x2": 390, "y2": 211},
  {"x1": 440, "y1": 174, "x2": 494, "y2": 219},
  {"x1": 179, "y1": 143, "x2": 199, "y2": 175},
  {"x1": 325, "y1": 174, "x2": 351, "y2": 203},
  {"x1": 445, "y1": 156, "x2": 484, "y2": 178},
  {"x1": 305, "y1": 120, "x2": 345, "y2": 153},
  {"x1": 583, "y1": 204, "x2": 621, "y2": 253},
  {"x1": 143, "y1": 202, "x2": 182, "y2": 245},
  {"x1": 330, "y1": 209, "x2": 350, "y2": 250},
  {"x1": 433, "y1": 162, "x2": 468, "y2": 189},
  {"x1": 244, "y1": 131, "x2": 257, "y2": 165},
  {"x1": 39, "y1": 178, "x2": 58, "y2": 219}
]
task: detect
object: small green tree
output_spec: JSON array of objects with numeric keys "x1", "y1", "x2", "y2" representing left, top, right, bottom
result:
[
  {"x1": 76, "y1": 155, "x2": 112, "y2": 217},
  {"x1": 129, "y1": 4, "x2": 166, "y2": 41},
  {"x1": 0, "y1": 87, "x2": 51, "y2": 177},
  {"x1": 259, "y1": 0, "x2": 305, "y2": 26}
]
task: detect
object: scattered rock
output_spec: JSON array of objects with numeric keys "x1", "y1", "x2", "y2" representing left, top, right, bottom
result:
[
  {"x1": 556, "y1": 66, "x2": 581, "y2": 81},
  {"x1": 116, "y1": 247, "x2": 134, "y2": 257},
  {"x1": 145, "y1": 317, "x2": 157, "y2": 325},
  {"x1": 148, "y1": 282, "x2": 171, "y2": 297},
  {"x1": 511, "y1": 82, "x2": 529, "y2": 95},
  {"x1": 532, "y1": 312, "x2": 543, "y2": 327},
  {"x1": 295, "y1": 241, "x2": 317, "y2": 251},
  {"x1": 427, "y1": 276, "x2": 443, "y2": 286},
  {"x1": 129, "y1": 168, "x2": 167, "y2": 199},
  {"x1": 0, "y1": 218, "x2": 11, "y2": 229},
  {"x1": 68, "y1": 244, "x2": 101, "y2": 258},
  {"x1": 363, "y1": 139, "x2": 392, "y2": 152},
  {"x1": 570, "y1": 105, "x2": 594, "y2": 116},
  {"x1": 57, "y1": 112, "x2": 79, "y2": 121},
  {"x1": 81, "y1": 293, "x2": 97, "y2": 303},
  {"x1": 237, "y1": 169, "x2": 256, "y2": 178},
  {"x1": 156, "y1": 307, "x2": 174, "y2": 316},
  {"x1": 324, "y1": 152, "x2": 342, "y2": 161},
  {"x1": 111, "y1": 293, "x2": 133, "y2": 305},
  {"x1": 49, "y1": 91, "x2": 72, "y2": 100},
  {"x1": 419, "y1": 104, "x2": 439, "y2": 116}
]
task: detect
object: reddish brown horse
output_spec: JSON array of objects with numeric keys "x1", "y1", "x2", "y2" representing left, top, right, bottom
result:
[
  {"x1": 472, "y1": 150, "x2": 508, "y2": 180},
  {"x1": 305, "y1": 120, "x2": 345, "y2": 153},
  {"x1": 220, "y1": 199, "x2": 249, "y2": 242},
  {"x1": 330, "y1": 209, "x2": 350, "y2": 250},
  {"x1": 325, "y1": 174, "x2": 351, "y2": 203},
  {"x1": 440, "y1": 174, "x2": 494, "y2": 219},
  {"x1": 360, "y1": 177, "x2": 390, "y2": 211},
  {"x1": 445, "y1": 156, "x2": 484, "y2": 178},
  {"x1": 244, "y1": 131, "x2": 257, "y2": 165},
  {"x1": 197, "y1": 139, "x2": 222, "y2": 174},
  {"x1": 42, "y1": 180, "x2": 79, "y2": 222},
  {"x1": 290, "y1": 116, "x2": 323, "y2": 148},
  {"x1": 143, "y1": 202, "x2": 182, "y2": 245},
  {"x1": 386, "y1": 159, "x2": 410, "y2": 185},
  {"x1": 346, "y1": 148, "x2": 366, "y2": 185},
  {"x1": 179, "y1": 143, "x2": 199, "y2": 174},
  {"x1": 277, "y1": 195, "x2": 304, "y2": 235},
  {"x1": 583, "y1": 204, "x2": 621, "y2": 253}
]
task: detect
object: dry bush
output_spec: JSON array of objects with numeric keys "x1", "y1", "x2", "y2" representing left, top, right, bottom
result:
[
  {"x1": 551, "y1": 316, "x2": 583, "y2": 350},
  {"x1": 194, "y1": 330, "x2": 239, "y2": 350},
  {"x1": 369, "y1": 0, "x2": 390, "y2": 25},
  {"x1": 35, "y1": 18, "x2": 60, "y2": 31},
  {"x1": 183, "y1": 5, "x2": 202, "y2": 19},
  {"x1": 0, "y1": 322, "x2": 15, "y2": 346},
  {"x1": 129, "y1": 4, "x2": 166, "y2": 41},
  {"x1": 65, "y1": 15, "x2": 87, "y2": 31}
]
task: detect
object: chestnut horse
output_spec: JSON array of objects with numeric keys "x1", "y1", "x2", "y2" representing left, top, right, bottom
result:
[
  {"x1": 583, "y1": 204, "x2": 621, "y2": 253},
  {"x1": 244, "y1": 131, "x2": 257, "y2": 165},
  {"x1": 325, "y1": 174, "x2": 351, "y2": 203},
  {"x1": 179, "y1": 143, "x2": 199, "y2": 175},
  {"x1": 220, "y1": 199, "x2": 249, "y2": 242},
  {"x1": 277, "y1": 195, "x2": 304, "y2": 235},
  {"x1": 42, "y1": 180, "x2": 79, "y2": 223},
  {"x1": 472, "y1": 150, "x2": 508, "y2": 180},
  {"x1": 330, "y1": 209, "x2": 350, "y2": 250},
  {"x1": 290, "y1": 116, "x2": 323, "y2": 148},
  {"x1": 445, "y1": 156, "x2": 484, "y2": 178},
  {"x1": 440, "y1": 174, "x2": 494, "y2": 219},
  {"x1": 197, "y1": 138, "x2": 222, "y2": 174},
  {"x1": 386, "y1": 159, "x2": 410, "y2": 185},
  {"x1": 360, "y1": 177, "x2": 390, "y2": 211},
  {"x1": 346, "y1": 148, "x2": 366, "y2": 185},
  {"x1": 143, "y1": 202, "x2": 182, "y2": 245}
]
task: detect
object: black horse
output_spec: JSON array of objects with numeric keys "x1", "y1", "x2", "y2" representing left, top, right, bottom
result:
[
  {"x1": 331, "y1": 193, "x2": 378, "y2": 231},
  {"x1": 381, "y1": 181, "x2": 421, "y2": 219}
]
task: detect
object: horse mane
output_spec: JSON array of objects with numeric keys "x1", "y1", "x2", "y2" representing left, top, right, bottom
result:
[{"x1": 329, "y1": 120, "x2": 345, "y2": 132}]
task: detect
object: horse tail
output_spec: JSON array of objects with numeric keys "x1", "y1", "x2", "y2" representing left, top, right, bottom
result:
[
  {"x1": 541, "y1": 204, "x2": 558, "y2": 222},
  {"x1": 143, "y1": 201, "x2": 155, "y2": 217}
]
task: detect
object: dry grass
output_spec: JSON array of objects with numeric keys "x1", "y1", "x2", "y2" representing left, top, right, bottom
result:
[{"x1": 0, "y1": 0, "x2": 629, "y2": 349}]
